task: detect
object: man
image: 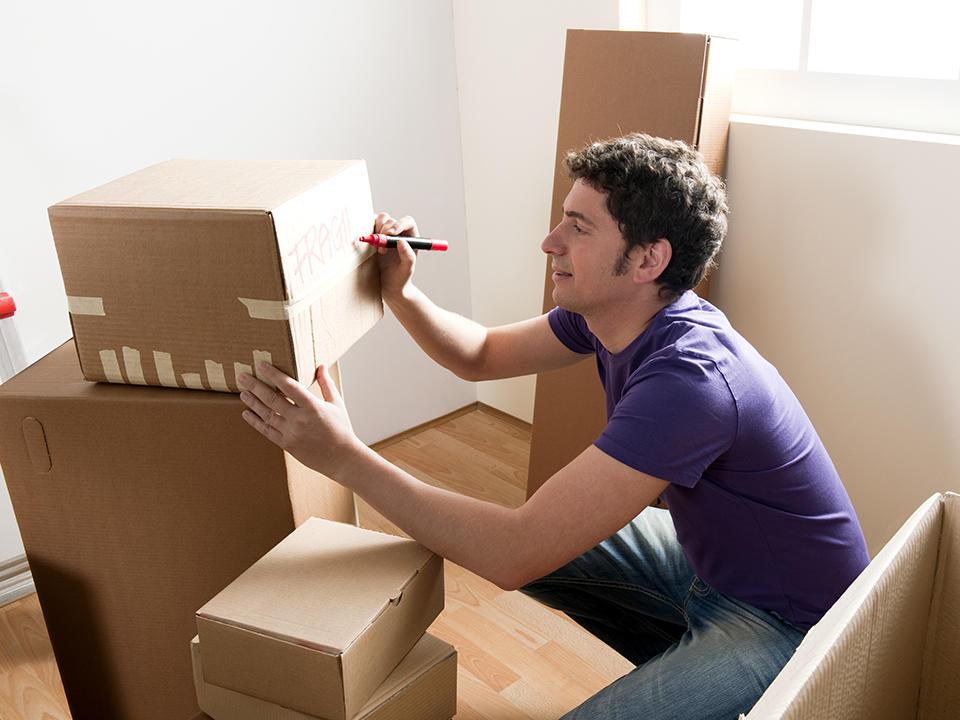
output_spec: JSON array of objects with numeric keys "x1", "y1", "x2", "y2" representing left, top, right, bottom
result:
[{"x1": 239, "y1": 133, "x2": 869, "y2": 719}]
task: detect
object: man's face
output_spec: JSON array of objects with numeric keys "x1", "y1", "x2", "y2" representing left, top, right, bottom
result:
[{"x1": 541, "y1": 179, "x2": 634, "y2": 317}]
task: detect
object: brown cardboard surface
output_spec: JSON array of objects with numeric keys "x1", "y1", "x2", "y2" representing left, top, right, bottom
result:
[
  {"x1": 196, "y1": 517, "x2": 444, "y2": 720},
  {"x1": 527, "y1": 30, "x2": 737, "y2": 496},
  {"x1": 0, "y1": 340, "x2": 355, "y2": 720},
  {"x1": 191, "y1": 633, "x2": 457, "y2": 720},
  {"x1": 743, "y1": 492, "x2": 960, "y2": 719},
  {"x1": 49, "y1": 158, "x2": 383, "y2": 392}
]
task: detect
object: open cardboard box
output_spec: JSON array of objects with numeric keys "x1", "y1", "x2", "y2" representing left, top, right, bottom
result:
[
  {"x1": 191, "y1": 632, "x2": 457, "y2": 720},
  {"x1": 196, "y1": 516, "x2": 445, "y2": 720},
  {"x1": 48, "y1": 158, "x2": 382, "y2": 392},
  {"x1": 744, "y1": 492, "x2": 959, "y2": 719},
  {"x1": 0, "y1": 340, "x2": 355, "y2": 720}
]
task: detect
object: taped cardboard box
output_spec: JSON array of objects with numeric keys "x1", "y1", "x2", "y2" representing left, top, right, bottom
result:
[
  {"x1": 743, "y1": 492, "x2": 960, "y2": 720},
  {"x1": 48, "y1": 158, "x2": 382, "y2": 392},
  {"x1": 196, "y1": 516, "x2": 445, "y2": 720},
  {"x1": 0, "y1": 340, "x2": 355, "y2": 720},
  {"x1": 191, "y1": 632, "x2": 457, "y2": 720}
]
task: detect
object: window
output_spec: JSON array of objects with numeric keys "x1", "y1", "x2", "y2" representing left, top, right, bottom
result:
[{"x1": 626, "y1": 0, "x2": 960, "y2": 135}]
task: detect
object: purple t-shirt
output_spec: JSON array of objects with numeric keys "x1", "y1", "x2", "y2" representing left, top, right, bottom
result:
[{"x1": 548, "y1": 291, "x2": 869, "y2": 630}]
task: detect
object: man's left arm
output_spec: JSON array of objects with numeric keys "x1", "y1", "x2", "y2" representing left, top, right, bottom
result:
[{"x1": 239, "y1": 362, "x2": 668, "y2": 591}]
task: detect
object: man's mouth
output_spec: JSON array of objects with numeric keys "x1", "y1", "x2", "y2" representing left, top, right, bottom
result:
[{"x1": 552, "y1": 267, "x2": 572, "y2": 279}]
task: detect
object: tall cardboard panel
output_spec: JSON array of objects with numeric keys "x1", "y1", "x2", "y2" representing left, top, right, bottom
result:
[
  {"x1": 0, "y1": 341, "x2": 354, "y2": 720},
  {"x1": 527, "y1": 30, "x2": 736, "y2": 496}
]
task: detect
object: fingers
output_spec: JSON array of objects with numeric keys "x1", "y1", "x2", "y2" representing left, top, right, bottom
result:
[
  {"x1": 250, "y1": 363, "x2": 313, "y2": 408},
  {"x1": 373, "y1": 212, "x2": 420, "y2": 238},
  {"x1": 241, "y1": 406, "x2": 286, "y2": 446},
  {"x1": 394, "y1": 215, "x2": 420, "y2": 237}
]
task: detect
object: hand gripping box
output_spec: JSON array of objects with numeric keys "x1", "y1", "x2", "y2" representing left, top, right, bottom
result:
[
  {"x1": 195, "y1": 517, "x2": 445, "y2": 720},
  {"x1": 191, "y1": 633, "x2": 457, "y2": 720},
  {"x1": 743, "y1": 492, "x2": 960, "y2": 720},
  {"x1": 0, "y1": 340, "x2": 355, "y2": 720},
  {"x1": 48, "y1": 158, "x2": 383, "y2": 392}
]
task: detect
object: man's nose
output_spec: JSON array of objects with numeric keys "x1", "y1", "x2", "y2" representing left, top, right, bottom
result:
[{"x1": 541, "y1": 225, "x2": 562, "y2": 254}]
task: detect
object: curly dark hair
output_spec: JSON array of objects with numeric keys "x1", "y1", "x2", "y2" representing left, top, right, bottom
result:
[{"x1": 564, "y1": 133, "x2": 728, "y2": 301}]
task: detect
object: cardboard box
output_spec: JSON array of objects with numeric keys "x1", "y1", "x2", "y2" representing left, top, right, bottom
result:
[
  {"x1": 527, "y1": 30, "x2": 737, "y2": 496},
  {"x1": 191, "y1": 632, "x2": 457, "y2": 720},
  {"x1": 48, "y1": 158, "x2": 383, "y2": 392},
  {"x1": 743, "y1": 492, "x2": 959, "y2": 719},
  {"x1": 196, "y1": 516, "x2": 445, "y2": 720},
  {"x1": 0, "y1": 340, "x2": 355, "y2": 720}
]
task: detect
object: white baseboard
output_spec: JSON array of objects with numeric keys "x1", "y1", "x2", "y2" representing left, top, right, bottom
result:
[{"x1": 0, "y1": 555, "x2": 34, "y2": 606}]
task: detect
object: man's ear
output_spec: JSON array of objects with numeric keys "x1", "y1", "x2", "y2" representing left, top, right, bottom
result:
[{"x1": 634, "y1": 238, "x2": 672, "y2": 282}]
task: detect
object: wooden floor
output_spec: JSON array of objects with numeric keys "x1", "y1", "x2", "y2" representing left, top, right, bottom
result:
[{"x1": 0, "y1": 405, "x2": 632, "y2": 720}]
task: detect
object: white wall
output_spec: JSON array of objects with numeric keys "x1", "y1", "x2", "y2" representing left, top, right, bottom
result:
[
  {"x1": 712, "y1": 116, "x2": 960, "y2": 555},
  {"x1": 0, "y1": 0, "x2": 473, "y2": 562},
  {"x1": 452, "y1": 0, "x2": 619, "y2": 422}
]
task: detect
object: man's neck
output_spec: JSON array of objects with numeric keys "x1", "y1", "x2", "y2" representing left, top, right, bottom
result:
[{"x1": 584, "y1": 293, "x2": 672, "y2": 354}]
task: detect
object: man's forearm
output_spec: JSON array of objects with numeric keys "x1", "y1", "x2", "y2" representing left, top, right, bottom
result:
[
  {"x1": 335, "y1": 444, "x2": 533, "y2": 590},
  {"x1": 384, "y1": 283, "x2": 491, "y2": 381}
]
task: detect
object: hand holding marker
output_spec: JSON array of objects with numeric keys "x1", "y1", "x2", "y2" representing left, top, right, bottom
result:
[{"x1": 359, "y1": 233, "x2": 448, "y2": 252}]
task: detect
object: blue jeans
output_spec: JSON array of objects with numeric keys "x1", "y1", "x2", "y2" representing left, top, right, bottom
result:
[{"x1": 519, "y1": 507, "x2": 805, "y2": 720}]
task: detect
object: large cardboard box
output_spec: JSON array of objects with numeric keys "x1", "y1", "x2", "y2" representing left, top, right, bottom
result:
[
  {"x1": 196, "y1": 516, "x2": 445, "y2": 720},
  {"x1": 743, "y1": 492, "x2": 960, "y2": 719},
  {"x1": 0, "y1": 340, "x2": 355, "y2": 720},
  {"x1": 48, "y1": 158, "x2": 382, "y2": 392},
  {"x1": 191, "y1": 632, "x2": 457, "y2": 720},
  {"x1": 527, "y1": 30, "x2": 737, "y2": 496}
]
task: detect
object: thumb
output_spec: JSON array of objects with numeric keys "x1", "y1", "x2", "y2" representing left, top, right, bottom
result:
[
  {"x1": 396, "y1": 238, "x2": 418, "y2": 265},
  {"x1": 315, "y1": 364, "x2": 346, "y2": 410}
]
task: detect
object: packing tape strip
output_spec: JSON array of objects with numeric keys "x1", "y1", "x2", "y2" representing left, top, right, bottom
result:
[
  {"x1": 238, "y1": 244, "x2": 374, "y2": 320},
  {"x1": 122, "y1": 346, "x2": 147, "y2": 385},
  {"x1": 99, "y1": 349, "x2": 124, "y2": 383},
  {"x1": 205, "y1": 360, "x2": 229, "y2": 392},
  {"x1": 182, "y1": 373, "x2": 204, "y2": 390},
  {"x1": 154, "y1": 351, "x2": 179, "y2": 387},
  {"x1": 95, "y1": 347, "x2": 272, "y2": 391},
  {"x1": 67, "y1": 296, "x2": 106, "y2": 316}
]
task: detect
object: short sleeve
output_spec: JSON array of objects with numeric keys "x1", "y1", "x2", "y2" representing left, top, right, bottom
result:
[
  {"x1": 548, "y1": 307, "x2": 595, "y2": 355},
  {"x1": 594, "y1": 351, "x2": 737, "y2": 487}
]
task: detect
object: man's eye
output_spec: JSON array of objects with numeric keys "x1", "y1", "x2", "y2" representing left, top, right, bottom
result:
[{"x1": 573, "y1": 223, "x2": 584, "y2": 233}]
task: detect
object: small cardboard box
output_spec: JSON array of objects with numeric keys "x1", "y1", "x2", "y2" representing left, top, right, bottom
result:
[
  {"x1": 48, "y1": 158, "x2": 382, "y2": 392},
  {"x1": 196, "y1": 516, "x2": 445, "y2": 720},
  {"x1": 0, "y1": 340, "x2": 355, "y2": 720},
  {"x1": 743, "y1": 492, "x2": 960, "y2": 719},
  {"x1": 191, "y1": 632, "x2": 457, "y2": 720}
]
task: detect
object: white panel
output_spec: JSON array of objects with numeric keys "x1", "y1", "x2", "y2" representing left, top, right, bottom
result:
[
  {"x1": 712, "y1": 117, "x2": 960, "y2": 555},
  {"x1": 450, "y1": 0, "x2": 620, "y2": 426}
]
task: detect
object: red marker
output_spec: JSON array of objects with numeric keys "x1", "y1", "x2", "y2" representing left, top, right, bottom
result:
[{"x1": 359, "y1": 233, "x2": 449, "y2": 252}]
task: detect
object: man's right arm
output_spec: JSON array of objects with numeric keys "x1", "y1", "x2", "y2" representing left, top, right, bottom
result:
[{"x1": 374, "y1": 212, "x2": 584, "y2": 381}]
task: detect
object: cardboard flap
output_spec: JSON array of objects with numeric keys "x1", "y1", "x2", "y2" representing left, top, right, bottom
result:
[
  {"x1": 744, "y1": 493, "x2": 944, "y2": 719},
  {"x1": 271, "y1": 160, "x2": 375, "y2": 302},
  {"x1": 51, "y1": 158, "x2": 361, "y2": 211},
  {"x1": 918, "y1": 492, "x2": 960, "y2": 718}
]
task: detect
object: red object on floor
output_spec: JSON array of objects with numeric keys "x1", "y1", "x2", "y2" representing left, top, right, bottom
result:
[{"x1": 0, "y1": 292, "x2": 15, "y2": 319}]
